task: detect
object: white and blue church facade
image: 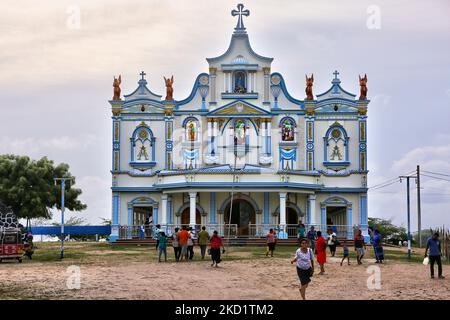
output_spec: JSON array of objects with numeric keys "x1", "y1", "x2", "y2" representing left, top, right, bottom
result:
[{"x1": 109, "y1": 4, "x2": 370, "y2": 241}]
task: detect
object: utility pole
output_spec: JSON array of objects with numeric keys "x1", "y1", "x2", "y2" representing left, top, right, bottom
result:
[
  {"x1": 416, "y1": 165, "x2": 422, "y2": 248},
  {"x1": 54, "y1": 177, "x2": 73, "y2": 259},
  {"x1": 400, "y1": 174, "x2": 417, "y2": 259}
]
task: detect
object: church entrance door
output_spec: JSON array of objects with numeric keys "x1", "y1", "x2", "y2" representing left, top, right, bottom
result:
[
  {"x1": 181, "y1": 208, "x2": 201, "y2": 226},
  {"x1": 223, "y1": 199, "x2": 256, "y2": 236}
]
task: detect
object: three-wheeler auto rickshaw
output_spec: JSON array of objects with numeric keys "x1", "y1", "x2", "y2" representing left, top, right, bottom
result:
[{"x1": 0, "y1": 227, "x2": 23, "y2": 263}]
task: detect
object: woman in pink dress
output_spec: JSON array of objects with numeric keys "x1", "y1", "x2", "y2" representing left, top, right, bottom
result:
[{"x1": 315, "y1": 231, "x2": 327, "y2": 275}]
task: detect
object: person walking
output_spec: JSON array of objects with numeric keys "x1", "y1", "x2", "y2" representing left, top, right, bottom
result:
[
  {"x1": 425, "y1": 232, "x2": 445, "y2": 279},
  {"x1": 307, "y1": 226, "x2": 317, "y2": 252},
  {"x1": 172, "y1": 227, "x2": 181, "y2": 261},
  {"x1": 158, "y1": 232, "x2": 168, "y2": 262},
  {"x1": 178, "y1": 226, "x2": 190, "y2": 261},
  {"x1": 291, "y1": 238, "x2": 314, "y2": 300},
  {"x1": 297, "y1": 221, "x2": 306, "y2": 241},
  {"x1": 153, "y1": 224, "x2": 162, "y2": 250},
  {"x1": 210, "y1": 230, "x2": 225, "y2": 267},
  {"x1": 265, "y1": 228, "x2": 277, "y2": 257},
  {"x1": 187, "y1": 227, "x2": 195, "y2": 260},
  {"x1": 197, "y1": 226, "x2": 210, "y2": 259},
  {"x1": 373, "y1": 229, "x2": 384, "y2": 263},
  {"x1": 354, "y1": 230, "x2": 366, "y2": 265},
  {"x1": 326, "y1": 228, "x2": 337, "y2": 257},
  {"x1": 315, "y1": 231, "x2": 327, "y2": 275},
  {"x1": 340, "y1": 243, "x2": 350, "y2": 266}
]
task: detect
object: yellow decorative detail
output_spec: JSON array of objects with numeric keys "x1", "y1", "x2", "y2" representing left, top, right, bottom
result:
[
  {"x1": 360, "y1": 122, "x2": 366, "y2": 141},
  {"x1": 214, "y1": 103, "x2": 264, "y2": 115}
]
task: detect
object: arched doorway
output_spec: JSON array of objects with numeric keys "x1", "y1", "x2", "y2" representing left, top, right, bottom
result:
[
  {"x1": 287, "y1": 207, "x2": 299, "y2": 225},
  {"x1": 181, "y1": 208, "x2": 201, "y2": 226},
  {"x1": 223, "y1": 199, "x2": 256, "y2": 236}
]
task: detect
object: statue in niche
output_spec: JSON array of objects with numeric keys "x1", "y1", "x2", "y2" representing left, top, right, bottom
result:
[
  {"x1": 359, "y1": 74, "x2": 368, "y2": 100},
  {"x1": 305, "y1": 74, "x2": 314, "y2": 100},
  {"x1": 187, "y1": 120, "x2": 196, "y2": 141},
  {"x1": 282, "y1": 119, "x2": 294, "y2": 141},
  {"x1": 234, "y1": 72, "x2": 247, "y2": 94},
  {"x1": 330, "y1": 145, "x2": 343, "y2": 161},
  {"x1": 164, "y1": 75, "x2": 174, "y2": 100},
  {"x1": 234, "y1": 120, "x2": 246, "y2": 145},
  {"x1": 113, "y1": 75, "x2": 121, "y2": 100},
  {"x1": 137, "y1": 145, "x2": 149, "y2": 161}
]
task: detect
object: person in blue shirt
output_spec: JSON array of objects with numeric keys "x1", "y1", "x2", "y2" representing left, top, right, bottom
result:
[
  {"x1": 372, "y1": 229, "x2": 384, "y2": 263},
  {"x1": 307, "y1": 226, "x2": 317, "y2": 252},
  {"x1": 425, "y1": 233, "x2": 445, "y2": 279}
]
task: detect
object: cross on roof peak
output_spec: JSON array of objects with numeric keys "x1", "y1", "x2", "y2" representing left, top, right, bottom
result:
[
  {"x1": 140, "y1": 71, "x2": 146, "y2": 80},
  {"x1": 333, "y1": 70, "x2": 340, "y2": 79},
  {"x1": 232, "y1": 4, "x2": 250, "y2": 33}
]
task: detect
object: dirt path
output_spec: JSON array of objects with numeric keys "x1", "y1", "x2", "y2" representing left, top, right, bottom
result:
[{"x1": 1, "y1": 256, "x2": 448, "y2": 300}]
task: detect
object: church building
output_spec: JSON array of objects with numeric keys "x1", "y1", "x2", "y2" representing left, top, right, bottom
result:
[{"x1": 109, "y1": 4, "x2": 370, "y2": 241}]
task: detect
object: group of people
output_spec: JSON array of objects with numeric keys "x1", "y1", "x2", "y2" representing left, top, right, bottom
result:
[
  {"x1": 151, "y1": 225, "x2": 226, "y2": 267},
  {"x1": 292, "y1": 222, "x2": 387, "y2": 300}
]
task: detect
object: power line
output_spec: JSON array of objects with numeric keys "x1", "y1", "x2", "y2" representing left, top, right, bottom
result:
[
  {"x1": 420, "y1": 173, "x2": 450, "y2": 183},
  {"x1": 368, "y1": 170, "x2": 415, "y2": 189},
  {"x1": 369, "y1": 179, "x2": 400, "y2": 191},
  {"x1": 422, "y1": 170, "x2": 450, "y2": 178}
]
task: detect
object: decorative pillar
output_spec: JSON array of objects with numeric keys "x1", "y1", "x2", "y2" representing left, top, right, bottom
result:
[
  {"x1": 213, "y1": 119, "x2": 218, "y2": 155},
  {"x1": 110, "y1": 193, "x2": 120, "y2": 242},
  {"x1": 320, "y1": 205, "x2": 327, "y2": 235},
  {"x1": 127, "y1": 204, "x2": 133, "y2": 239},
  {"x1": 167, "y1": 195, "x2": 173, "y2": 225},
  {"x1": 207, "y1": 119, "x2": 213, "y2": 154},
  {"x1": 305, "y1": 100, "x2": 316, "y2": 171},
  {"x1": 264, "y1": 192, "x2": 270, "y2": 224},
  {"x1": 189, "y1": 192, "x2": 197, "y2": 226},
  {"x1": 161, "y1": 194, "x2": 168, "y2": 228},
  {"x1": 209, "y1": 68, "x2": 216, "y2": 104},
  {"x1": 153, "y1": 206, "x2": 159, "y2": 225},
  {"x1": 266, "y1": 120, "x2": 272, "y2": 156},
  {"x1": 279, "y1": 192, "x2": 287, "y2": 231},
  {"x1": 209, "y1": 192, "x2": 216, "y2": 224},
  {"x1": 360, "y1": 194, "x2": 369, "y2": 242},
  {"x1": 308, "y1": 194, "x2": 316, "y2": 225},
  {"x1": 346, "y1": 204, "x2": 353, "y2": 240},
  {"x1": 263, "y1": 67, "x2": 271, "y2": 104},
  {"x1": 164, "y1": 102, "x2": 174, "y2": 170}
]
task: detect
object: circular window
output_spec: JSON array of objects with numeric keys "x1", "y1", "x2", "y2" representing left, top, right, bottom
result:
[{"x1": 331, "y1": 129, "x2": 341, "y2": 139}]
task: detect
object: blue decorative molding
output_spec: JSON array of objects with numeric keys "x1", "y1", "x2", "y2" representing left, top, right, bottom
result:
[
  {"x1": 175, "y1": 73, "x2": 209, "y2": 109},
  {"x1": 264, "y1": 192, "x2": 270, "y2": 224},
  {"x1": 221, "y1": 92, "x2": 258, "y2": 99},
  {"x1": 209, "y1": 192, "x2": 216, "y2": 224}
]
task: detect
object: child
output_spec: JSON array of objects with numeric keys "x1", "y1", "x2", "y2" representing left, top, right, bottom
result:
[
  {"x1": 158, "y1": 232, "x2": 168, "y2": 262},
  {"x1": 340, "y1": 243, "x2": 350, "y2": 266}
]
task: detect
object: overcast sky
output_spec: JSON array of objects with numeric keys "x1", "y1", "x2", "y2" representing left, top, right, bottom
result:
[{"x1": 1, "y1": 0, "x2": 449, "y2": 230}]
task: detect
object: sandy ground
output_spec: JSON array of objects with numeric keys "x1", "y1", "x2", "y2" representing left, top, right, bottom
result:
[{"x1": 0, "y1": 254, "x2": 449, "y2": 300}]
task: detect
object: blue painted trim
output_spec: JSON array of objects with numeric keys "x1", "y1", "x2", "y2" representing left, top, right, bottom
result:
[
  {"x1": 270, "y1": 72, "x2": 304, "y2": 108},
  {"x1": 360, "y1": 194, "x2": 368, "y2": 225},
  {"x1": 122, "y1": 99, "x2": 164, "y2": 109},
  {"x1": 264, "y1": 192, "x2": 270, "y2": 224},
  {"x1": 209, "y1": 192, "x2": 216, "y2": 224},
  {"x1": 221, "y1": 93, "x2": 259, "y2": 99},
  {"x1": 31, "y1": 226, "x2": 111, "y2": 236},
  {"x1": 153, "y1": 207, "x2": 159, "y2": 224},
  {"x1": 175, "y1": 73, "x2": 209, "y2": 109},
  {"x1": 321, "y1": 206, "x2": 327, "y2": 234},
  {"x1": 306, "y1": 200, "x2": 310, "y2": 225},
  {"x1": 207, "y1": 99, "x2": 271, "y2": 117},
  {"x1": 347, "y1": 206, "x2": 353, "y2": 240},
  {"x1": 127, "y1": 206, "x2": 133, "y2": 225},
  {"x1": 168, "y1": 196, "x2": 173, "y2": 225},
  {"x1": 206, "y1": 33, "x2": 273, "y2": 64},
  {"x1": 112, "y1": 194, "x2": 119, "y2": 225}
]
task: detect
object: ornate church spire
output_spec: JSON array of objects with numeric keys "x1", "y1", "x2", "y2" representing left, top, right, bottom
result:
[{"x1": 232, "y1": 3, "x2": 250, "y2": 34}]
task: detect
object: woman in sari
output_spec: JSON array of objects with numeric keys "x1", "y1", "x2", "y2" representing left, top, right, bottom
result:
[{"x1": 315, "y1": 231, "x2": 327, "y2": 275}]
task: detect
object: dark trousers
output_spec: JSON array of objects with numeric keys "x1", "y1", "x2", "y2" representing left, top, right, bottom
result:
[
  {"x1": 429, "y1": 255, "x2": 443, "y2": 277},
  {"x1": 200, "y1": 245, "x2": 207, "y2": 259},
  {"x1": 188, "y1": 245, "x2": 194, "y2": 260},
  {"x1": 174, "y1": 246, "x2": 181, "y2": 261},
  {"x1": 155, "y1": 239, "x2": 159, "y2": 250}
]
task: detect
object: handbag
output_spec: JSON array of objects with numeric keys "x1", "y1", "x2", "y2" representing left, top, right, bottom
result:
[
  {"x1": 207, "y1": 248, "x2": 211, "y2": 255},
  {"x1": 422, "y1": 257, "x2": 429, "y2": 266}
]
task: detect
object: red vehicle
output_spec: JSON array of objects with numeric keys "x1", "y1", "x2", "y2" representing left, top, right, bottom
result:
[{"x1": 0, "y1": 228, "x2": 23, "y2": 263}]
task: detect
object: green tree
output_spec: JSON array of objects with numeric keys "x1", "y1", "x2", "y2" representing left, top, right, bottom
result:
[
  {"x1": 0, "y1": 155, "x2": 86, "y2": 220},
  {"x1": 368, "y1": 217, "x2": 408, "y2": 244}
]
